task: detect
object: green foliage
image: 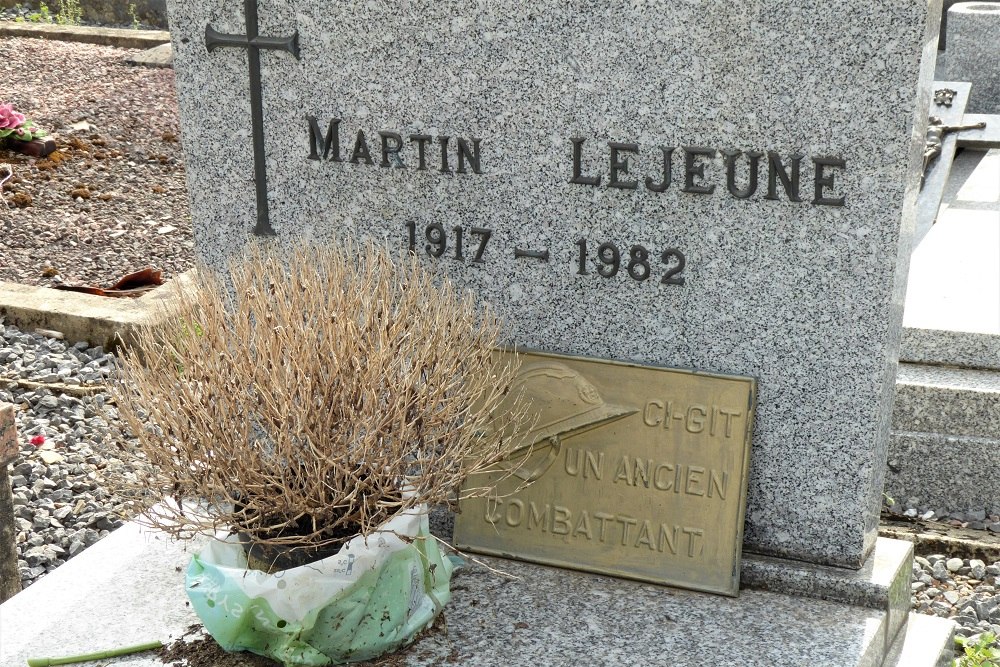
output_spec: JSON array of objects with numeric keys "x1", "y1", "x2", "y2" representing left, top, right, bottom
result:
[
  {"x1": 28, "y1": 3, "x2": 51, "y2": 23},
  {"x1": 55, "y1": 0, "x2": 81, "y2": 26},
  {"x1": 955, "y1": 632, "x2": 1000, "y2": 667},
  {"x1": 128, "y1": 2, "x2": 139, "y2": 29},
  {"x1": 0, "y1": 122, "x2": 47, "y2": 143}
]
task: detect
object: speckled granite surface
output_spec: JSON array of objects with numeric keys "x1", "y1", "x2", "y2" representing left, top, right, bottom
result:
[
  {"x1": 886, "y1": 431, "x2": 1000, "y2": 513},
  {"x1": 945, "y1": 3, "x2": 1000, "y2": 112},
  {"x1": 894, "y1": 364, "x2": 1000, "y2": 438},
  {"x1": 888, "y1": 359, "x2": 1000, "y2": 514},
  {"x1": 741, "y1": 537, "x2": 914, "y2": 646},
  {"x1": 165, "y1": 0, "x2": 938, "y2": 568},
  {"x1": 901, "y1": 328, "x2": 1000, "y2": 371},
  {"x1": 0, "y1": 522, "x2": 955, "y2": 667}
]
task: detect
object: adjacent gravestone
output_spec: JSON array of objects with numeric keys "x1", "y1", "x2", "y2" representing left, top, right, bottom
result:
[
  {"x1": 946, "y1": 2, "x2": 1000, "y2": 113},
  {"x1": 166, "y1": 0, "x2": 937, "y2": 576},
  {"x1": 0, "y1": 402, "x2": 22, "y2": 603}
]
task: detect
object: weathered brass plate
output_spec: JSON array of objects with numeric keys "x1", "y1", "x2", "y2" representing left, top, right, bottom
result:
[{"x1": 454, "y1": 350, "x2": 756, "y2": 596}]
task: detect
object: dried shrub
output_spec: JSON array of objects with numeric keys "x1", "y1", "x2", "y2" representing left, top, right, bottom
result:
[{"x1": 111, "y1": 240, "x2": 526, "y2": 551}]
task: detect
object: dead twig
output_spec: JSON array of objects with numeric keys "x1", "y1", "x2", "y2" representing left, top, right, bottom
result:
[
  {"x1": 109, "y1": 240, "x2": 529, "y2": 549},
  {"x1": 424, "y1": 532, "x2": 521, "y2": 581},
  {"x1": 0, "y1": 374, "x2": 108, "y2": 398},
  {"x1": 0, "y1": 163, "x2": 11, "y2": 216}
]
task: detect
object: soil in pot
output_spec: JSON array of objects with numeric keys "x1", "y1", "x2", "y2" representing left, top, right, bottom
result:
[
  {"x1": 235, "y1": 490, "x2": 403, "y2": 573},
  {"x1": 237, "y1": 523, "x2": 357, "y2": 573}
]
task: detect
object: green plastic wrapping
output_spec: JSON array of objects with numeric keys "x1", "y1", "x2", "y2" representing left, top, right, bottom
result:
[{"x1": 185, "y1": 508, "x2": 453, "y2": 666}]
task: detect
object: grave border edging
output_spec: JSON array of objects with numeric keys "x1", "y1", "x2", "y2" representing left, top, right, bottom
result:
[
  {"x1": 0, "y1": 270, "x2": 196, "y2": 350},
  {"x1": 0, "y1": 20, "x2": 169, "y2": 49}
]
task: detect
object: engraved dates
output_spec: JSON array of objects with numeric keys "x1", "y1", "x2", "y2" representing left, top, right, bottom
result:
[
  {"x1": 403, "y1": 223, "x2": 687, "y2": 286},
  {"x1": 405, "y1": 221, "x2": 491, "y2": 262},
  {"x1": 576, "y1": 239, "x2": 685, "y2": 285}
]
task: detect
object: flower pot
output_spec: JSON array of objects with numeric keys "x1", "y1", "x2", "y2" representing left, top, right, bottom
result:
[
  {"x1": 185, "y1": 507, "x2": 454, "y2": 666},
  {"x1": 237, "y1": 532, "x2": 342, "y2": 573},
  {"x1": 10, "y1": 138, "x2": 56, "y2": 158}
]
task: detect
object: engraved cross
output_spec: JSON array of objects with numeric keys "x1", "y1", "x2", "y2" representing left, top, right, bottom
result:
[{"x1": 206, "y1": 0, "x2": 300, "y2": 236}]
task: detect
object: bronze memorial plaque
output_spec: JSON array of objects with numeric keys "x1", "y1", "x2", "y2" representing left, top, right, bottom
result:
[{"x1": 454, "y1": 350, "x2": 756, "y2": 596}]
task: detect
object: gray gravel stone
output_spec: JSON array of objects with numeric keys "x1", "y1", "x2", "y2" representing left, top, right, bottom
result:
[
  {"x1": 912, "y1": 553, "x2": 1000, "y2": 657},
  {"x1": 2, "y1": 322, "x2": 151, "y2": 590}
]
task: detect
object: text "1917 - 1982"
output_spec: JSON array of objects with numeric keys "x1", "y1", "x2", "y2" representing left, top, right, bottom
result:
[{"x1": 404, "y1": 222, "x2": 687, "y2": 286}]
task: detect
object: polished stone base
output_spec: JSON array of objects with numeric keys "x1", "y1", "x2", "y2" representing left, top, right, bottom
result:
[{"x1": 0, "y1": 522, "x2": 954, "y2": 667}]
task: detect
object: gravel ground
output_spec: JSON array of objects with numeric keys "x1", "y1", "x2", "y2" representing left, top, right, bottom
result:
[
  {"x1": 0, "y1": 36, "x2": 193, "y2": 288},
  {"x1": 1, "y1": 321, "x2": 147, "y2": 587}
]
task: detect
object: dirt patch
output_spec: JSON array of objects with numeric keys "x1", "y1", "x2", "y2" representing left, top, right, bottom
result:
[
  {"x1": 156, "y1": 616, "x2": 453, "y2": 667},
  {"x1": 158, "y1": 635, "x2": 280, "y2": 667},
  {"x1": 0, "y1": 36, "x2": 193, "y2": 288}
]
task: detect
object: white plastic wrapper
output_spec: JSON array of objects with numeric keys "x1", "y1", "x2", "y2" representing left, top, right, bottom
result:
[{"x1": 186, "y1": 507, "x2": 454, "y2": 666}]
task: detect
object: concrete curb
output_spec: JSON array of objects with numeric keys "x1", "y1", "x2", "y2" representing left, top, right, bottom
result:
[
  {"x1": 0, "y1": 271, "x2": 196, "y2": 350},
  {"x1": 0, "y1": 21, "x2": 169, "y2": 49}
]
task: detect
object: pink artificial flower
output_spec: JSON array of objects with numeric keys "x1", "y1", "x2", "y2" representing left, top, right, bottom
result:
[
  {"x1": 30, "y1": 434, "x2": 45, "y2": 447},
  {"x1": 0, "y1": 103, "x2": 26, "y2": 130}
]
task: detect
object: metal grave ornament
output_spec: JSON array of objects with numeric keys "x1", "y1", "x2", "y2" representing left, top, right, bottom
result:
[
  {"x1": 204, "y1": 0, "x2": 300, "y2": 236},
  {"x1": 455, "y1": 351, "x2": 756, "y2": 597}
]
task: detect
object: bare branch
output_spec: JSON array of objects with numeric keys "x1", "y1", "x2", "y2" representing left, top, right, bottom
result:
[{"x1": 109, "y1": 240, "x2": 527, "y2": 549}]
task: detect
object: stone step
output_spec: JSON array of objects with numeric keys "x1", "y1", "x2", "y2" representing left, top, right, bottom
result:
[
  {"x1": 893, "y1": 363, "x2": 1000, "y2": 438},
  {"x1": 884, "y1": 612, "x2": 956, "y2": 667},
  {"x1": 886, "y1": 431, "x2": 1000, "y2": 514},
  {"x1": 888, "y1": 362, "x2": 1000, "y2": 514},
  {"x1": 0, "y1": 521, "x2": 954, "y2": 667},
  {"x1": 901, "y1": 327, "x2": 1000, "y2": 372}
]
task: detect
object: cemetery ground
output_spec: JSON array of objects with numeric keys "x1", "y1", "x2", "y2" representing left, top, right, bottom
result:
[
  {"x1": 0, "y1": 36, "x2": 193, "y2": 288},
  {"x1": 1, "y1": 26, "x2": 1000, "y2": 667}
]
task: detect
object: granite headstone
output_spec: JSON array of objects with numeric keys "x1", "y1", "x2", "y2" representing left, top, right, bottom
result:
[
  {"x1": 945, "y1": 2, "x2": 1000, "y2": 113},
  {"x1": 166, "y1": 0, "x2": 937, "y2": 569}
]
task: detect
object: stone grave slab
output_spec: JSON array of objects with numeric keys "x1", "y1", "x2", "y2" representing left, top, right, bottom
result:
[
  {"x1": 900, "y1": 155, "x2": 1000, "y2": 368},
  {"x1": 166, "y1": 0, "x2": 940, "y2": 575},
  {"x1": 902, "y1": 146, "x2": 1000, "y2": 376},
  {"x1": 0, "y1": 519, "x2": 954, "y2": 667}
]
